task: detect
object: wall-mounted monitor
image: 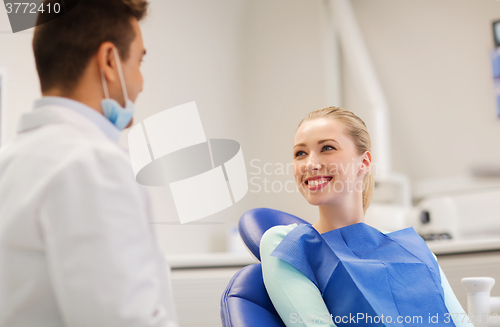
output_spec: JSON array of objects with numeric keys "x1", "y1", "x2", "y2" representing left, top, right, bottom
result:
[{"x1": 493, "y1": 19, "x2": 500, "y2": 47}]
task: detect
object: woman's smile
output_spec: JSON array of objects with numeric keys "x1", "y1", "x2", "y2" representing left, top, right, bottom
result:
[{"x1": 305, "y1": 176, "x2": 333, "y2": 191}]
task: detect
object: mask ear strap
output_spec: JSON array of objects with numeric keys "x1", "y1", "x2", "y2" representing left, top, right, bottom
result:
[
  {"x1": 112, "y1": 47, "x2": 129, "y2": 101},
  {"x1": 100, "y1": 69, "x2": 110, "y2": 99}
]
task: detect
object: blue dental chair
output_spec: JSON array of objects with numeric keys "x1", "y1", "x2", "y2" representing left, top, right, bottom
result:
[{"x1": 220, "y1": 208, "x2": 309, "y2": 327}]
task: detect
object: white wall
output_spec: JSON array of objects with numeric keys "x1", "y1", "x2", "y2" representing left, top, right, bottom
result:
[
  {"x1": 147, "y1": 0, "x2": 334, "y2": 254},
  {"x1": 235, "y1": 0, "x2": 335, "y2": 228},
  {"x1": 0, "y1": 10, "x2": 40, "y2": 143},
  {"x1": 124, "y1": 0, "x2": 248, "y2": 254},
  {"x1": 345, "y1": 0, "x2": 500, "y2": 193}
]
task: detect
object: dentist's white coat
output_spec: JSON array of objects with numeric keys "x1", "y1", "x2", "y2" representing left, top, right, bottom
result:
[{"x1": 0, "y1": 104, "x2": 178, "y2": 327}]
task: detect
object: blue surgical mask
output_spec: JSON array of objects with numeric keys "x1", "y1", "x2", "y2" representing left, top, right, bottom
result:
[{"x1": 100, "y1": 47, "x2": 135, "y2": 130}]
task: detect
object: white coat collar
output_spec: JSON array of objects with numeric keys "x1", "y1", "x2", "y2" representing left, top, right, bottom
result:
[
  {"x1": 18, "y1": 101, "x2": 120, "y2": 143},
  {"x1": 18, "y1": 104, "x2": 120, "y2": 143}
]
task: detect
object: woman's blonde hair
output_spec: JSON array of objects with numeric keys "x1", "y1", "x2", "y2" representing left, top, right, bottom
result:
[{"x1": 296, "y1": 107, "x2": 374, "y2": 213}]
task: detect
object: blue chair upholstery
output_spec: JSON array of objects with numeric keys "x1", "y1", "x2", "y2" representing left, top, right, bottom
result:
[
  {"x1": 221, "y1": 264, "x2": 285, "y2": 327},
  {"x1": 238, "y1": 207, "x2": 309, "y2": 261},
  {"x1": 220, "y1": 207, "x2": 310, "y2": 327}
]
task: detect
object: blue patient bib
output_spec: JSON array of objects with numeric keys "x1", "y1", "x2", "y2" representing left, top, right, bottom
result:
[{"x1": 270, "y1": 222, "x2": 455, "y2": 327}]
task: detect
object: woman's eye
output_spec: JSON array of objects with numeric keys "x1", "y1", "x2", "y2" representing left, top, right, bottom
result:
[
  {"x1": 295, "y1": 146, "x2": 335, "y2": 158},
  {"x1": 294, "y1": 151, "x2": 306, "y2": 158},
  {"x1": 323, "y1": 145, "x2": 336, "y2": 151}
]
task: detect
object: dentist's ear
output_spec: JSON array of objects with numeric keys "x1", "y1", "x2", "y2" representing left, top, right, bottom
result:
[
  {"x1": 96, "y1": 41, "x2": 119, "y2": 83},
  {"x1": 358, "y1": 151, "x2": 372, "y2": 176}
]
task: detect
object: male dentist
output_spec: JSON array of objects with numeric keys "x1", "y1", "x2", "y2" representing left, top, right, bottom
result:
[{"x1": 0, "y1": 1, "x2": 178, "y2": 326}]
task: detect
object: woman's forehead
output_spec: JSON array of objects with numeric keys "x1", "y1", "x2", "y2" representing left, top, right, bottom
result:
[{"x1": 294, "y1": 118, "x2": 347, "y2": 145}]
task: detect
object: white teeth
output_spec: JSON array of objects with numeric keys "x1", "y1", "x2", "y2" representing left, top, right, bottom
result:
[{"x1": 308, "y1": 178, "x2": 330, "y2": 186}]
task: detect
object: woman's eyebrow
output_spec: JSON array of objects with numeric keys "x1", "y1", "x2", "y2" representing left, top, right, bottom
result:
[{"x1": 293, "y1": 139, "x2": 339, "y2": 148}]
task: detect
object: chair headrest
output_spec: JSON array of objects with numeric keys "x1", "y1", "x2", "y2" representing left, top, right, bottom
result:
[{"x1": 238, "y1": 208, "x2": 309, "y2": 261}]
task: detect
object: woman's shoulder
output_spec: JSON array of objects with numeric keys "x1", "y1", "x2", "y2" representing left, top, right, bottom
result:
[
  {"x1": 260, "y1": 223, "x2": 317, "y2": 257},
  {"x1": 260, "y1": 223, "x2": 299, "y2": 252}
]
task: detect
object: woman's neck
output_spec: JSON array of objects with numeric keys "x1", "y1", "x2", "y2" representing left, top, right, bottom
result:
[{"x1": 312, "y1": 195, "x2": 365, "y2": 234}]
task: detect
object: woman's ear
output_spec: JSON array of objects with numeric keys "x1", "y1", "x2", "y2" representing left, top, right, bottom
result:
[
  {"x1": 358, "y1": 151, "x2": 372, "y2": 176},
  {"x1": 96, "y1": 42, "x2": 118, "y2": 83}
]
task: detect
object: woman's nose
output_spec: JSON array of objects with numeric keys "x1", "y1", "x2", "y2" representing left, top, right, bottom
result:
[{"x1": 306, "y1": 156, "x2": 322, "y2": 172}]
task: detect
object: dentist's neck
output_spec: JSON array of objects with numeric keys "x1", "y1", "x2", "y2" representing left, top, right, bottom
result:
[
  {"x1": 42, "y1": 63, "x2": 106, "y2": 115},
  {"x1": 312, "y1": 193, "x2": 365, "y2": 234}
]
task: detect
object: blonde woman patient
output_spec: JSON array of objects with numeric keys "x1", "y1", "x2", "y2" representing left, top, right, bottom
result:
[{"x1": 260, "y1": 107, "x2": 472, "y2": 327}]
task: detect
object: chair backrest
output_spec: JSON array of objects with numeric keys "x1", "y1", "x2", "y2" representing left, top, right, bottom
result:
[
  {"x1": 221, "y1": 264, "x2": 286, "y2": 327},
  {"x1": 221, "y1": 207, "x2": 310, "y2": 327},
  {"x1": 238, "y1": 207, "x2": 309, "y2": 260}
]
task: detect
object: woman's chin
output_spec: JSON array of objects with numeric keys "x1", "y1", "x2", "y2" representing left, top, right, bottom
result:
[
  {"x1": 304, "y1": 193, "x2": 332, "y2": 206},
  {"x1": 303, "y1": 189, "x2": 341, "y2": 206},
  {"x1": 307, "y1": 198, "x2": 328, "y2": 206},
  {"x1": 299, "y1": 182, "x2": 337, "y2": 205}
]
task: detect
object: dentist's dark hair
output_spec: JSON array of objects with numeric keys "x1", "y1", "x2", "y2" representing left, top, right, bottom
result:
[
  {"x1": 32, "y1": 0, "x2": 149, "y2": 94},
  {"x1": 296, "y1": 107, "x2": 374, "y2": 214}
]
